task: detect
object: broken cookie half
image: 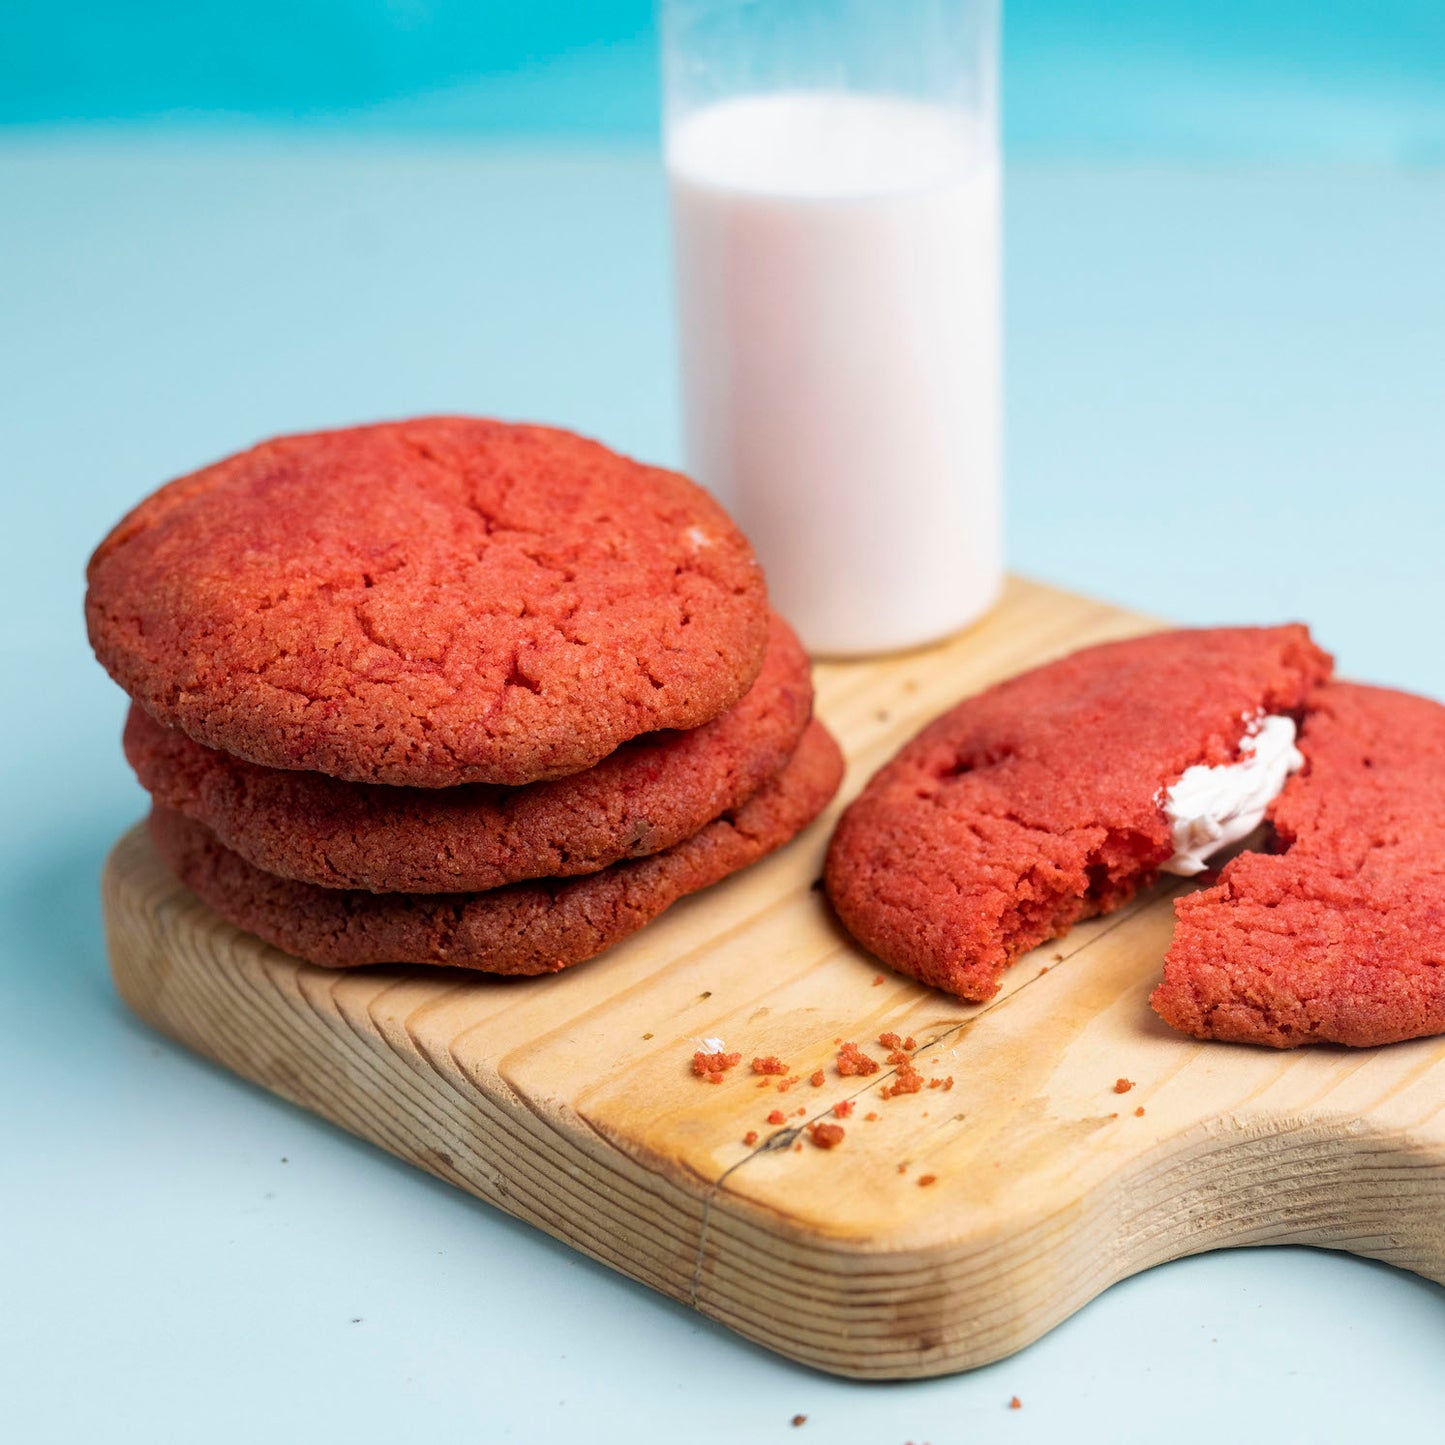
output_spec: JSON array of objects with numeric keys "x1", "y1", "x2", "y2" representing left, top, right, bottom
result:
[{"x1": 1153, "y1": 682, "x2": 1445, "y2": 1048}]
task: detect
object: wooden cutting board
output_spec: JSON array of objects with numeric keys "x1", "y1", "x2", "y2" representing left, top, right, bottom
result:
[{"x1": 101, "y1": 577, "x2": 1445, "y2": 1380}]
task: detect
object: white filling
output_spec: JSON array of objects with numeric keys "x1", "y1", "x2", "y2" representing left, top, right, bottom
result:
[
  {"x1": 1158, "y1": 714, "x2": 1303, "y2": 876},
  {"x1": 699, "y1": 1037, "x2": 726, "y2": 1054}
]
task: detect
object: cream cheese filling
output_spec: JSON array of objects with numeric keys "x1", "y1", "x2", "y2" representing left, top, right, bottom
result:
[{"x1": 1158, "y1": 714, "x2": 1303, "y2": 876}]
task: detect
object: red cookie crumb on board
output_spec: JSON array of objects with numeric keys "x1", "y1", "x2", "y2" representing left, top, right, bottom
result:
[
  {"x1": 743, "y1": 1131, "x2": 758, "y2": 1146},
  {"x1": 832, "y1": 1099, "x2": 855, "y2": 1118},
  {"x1": 766, "y1": 1109, "x2": 786, "y2": 1125},
  {"x1": 752, "y1": 1056, "x2": 788, "y2": 1075},
  {"x1": 691, "y1": 1049, "x2": 742, "y2": 1078},
  {"x1": 881, "y1": 1063, "x2": 924, "y2": 1099},
  {"x1": 836, "y1": 1042, "x2": 880, "y2": 1076},
  {"x1": 879, "y1": 1031, "x2": 903, "y2": 1050},
  {"x1": 1114, "y1": 1078, "x2": 1134, "y2": 1094},
  {"x1": 809, "y1": 1070, "x2": 826, "y2": 1087},
  {"x1": 865, "y1": 1111, "x2": 880, "y2": 1122},
  {"x1": 871, "y1": 974, "x2": 884, "y2": 986},
  {"x1": 917, "y1": 1173, "x2": 937, "y2": 1187},
  {"x1": 1135, "y1": 1105, "x2": 1146, "y2": 1117},
  {"x1": 904, "y1": 1036, "x2": 917, "y2": 1051},
  {"x1": 808, "y1": 1121, "x2": 845, "y2": 1149}
]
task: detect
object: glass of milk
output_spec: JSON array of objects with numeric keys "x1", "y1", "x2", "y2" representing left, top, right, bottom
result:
[{"x1": 663, "y1": 0, "x2": 1002, "y2": 657}]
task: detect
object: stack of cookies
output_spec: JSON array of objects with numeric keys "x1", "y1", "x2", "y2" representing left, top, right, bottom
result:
[{"x1": 87, "y1": 418, "x2": 843, "y2": 976}]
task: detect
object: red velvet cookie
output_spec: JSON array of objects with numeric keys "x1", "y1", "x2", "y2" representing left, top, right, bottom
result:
[
  {"x1": 87, "y1": 418, "x2": 770, "y2": 787},
  {"x1": 825, "y1": 626, "x2": 1332, "y2": 1001},
  {"x1": 148, "y1": 720, "x2": 844, "y2": 975},
  {"x1": 1153, "y1": 683, "x2": 1445, "y2": 1047},
  {"x1": 125, "y1": 614, "x2": 812, "y2": 893}
]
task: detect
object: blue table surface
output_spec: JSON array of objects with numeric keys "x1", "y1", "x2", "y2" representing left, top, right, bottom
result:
[{"x1": 2, "y1": 135, "x2": 1443, "y2": 1443}]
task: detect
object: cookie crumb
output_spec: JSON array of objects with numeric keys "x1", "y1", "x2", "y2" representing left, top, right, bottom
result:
[
  {"x1": 865, "y1": 1111, "x2": 880, "y2": 1122},
  {"x1": 917, "y1": 1173, "x2": 937, "y2": 1187},
  {"x1": 743, "y1": 1131, "x2": 758, "y2": 1146},
  {"x1": 809, "y1": 1070, "x2": 826, "y2": 1087},
  {"x1": 692, "y1": 1049, "x2": 742, "y2": 1079},
  {"x1": 808, "y1": 1122, "x2": 846, "y2": 1149},
  {"x1": 880, "y1": 1063, "x2": 924, "y2": 1099},
  {"x1": 1135, "y1": 1105, "x2": 1146, "y2": 1117},
  {"x1": 766, "y1": 1109, "x2": 786, "y2": 1125},
  {"x1": 791, "y1": 1416, "x2": 807, "y2": 1428},
  {"x1": 836, "y1": 1042, "x2": 880, "y2": 1076},
  {"x1": 871, "y1": 973, "x2": 885, "y2": 986},
  {"x1": 1113, "y1": 1078, "x2": 1134, "y2": 1094},
  {"x1": 752, "y1": 1055, "x2": 788, "y2": 1075},
  {"x1": 1009, "y1": 1396, "x2": 1022, "y2": 1410},
  {"x1": 832, "y1": 1100, "x2": 855, "y2": 1118}
]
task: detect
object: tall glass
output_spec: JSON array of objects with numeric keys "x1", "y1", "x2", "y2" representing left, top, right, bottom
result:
[{"x1": 663, "y1": 0, "x2": 1002, "y2": 657}]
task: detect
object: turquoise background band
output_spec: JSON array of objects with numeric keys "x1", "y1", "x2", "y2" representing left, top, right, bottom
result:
[{"x1": 6, "y1": 1, "x2": 1444, "y2": 159}]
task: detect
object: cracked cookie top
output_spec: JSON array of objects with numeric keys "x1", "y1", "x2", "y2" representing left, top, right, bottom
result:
[{"x1": 86, "y1": 417, "x2": 770, "y2": 786}]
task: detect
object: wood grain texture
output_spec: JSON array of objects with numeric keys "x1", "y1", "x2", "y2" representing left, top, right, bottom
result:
[{"x1": 102, "y1": 577, "x2": 1445, "y2": 1379}]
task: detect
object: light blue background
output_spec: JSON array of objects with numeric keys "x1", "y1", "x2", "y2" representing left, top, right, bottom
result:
[{"x1": 3, "y1": 3, "x2": 1444, "y2": 1441}]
